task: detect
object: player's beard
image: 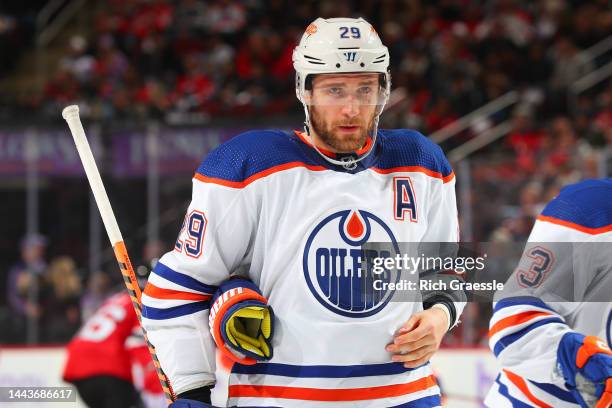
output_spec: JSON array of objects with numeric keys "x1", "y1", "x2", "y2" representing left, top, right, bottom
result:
[{"x1": 309, "y1": 106, "x2": 376, "y2": 153}]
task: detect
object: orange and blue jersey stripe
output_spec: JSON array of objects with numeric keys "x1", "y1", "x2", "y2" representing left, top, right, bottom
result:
[
  {"x1": 227, "y1": 362, "x2": 440, "y2": 406},
  {"x1": 538, "y1": 179, "x2": 612, "y2": 234},
  {"x1": 537, "y1": 215, "x2": 612, "y2": 235},
  {"x1": 141, "y1": 261, "x2": 216, "y2": 320},
  {"x1": 193, "y1": 129, "x2": 455, "y2": 188},
  {"x1": 489, "y1": 297, "x2": 565, "y2": 357},
  {"x1": 232, "y1": 361, "x2": 423, "y2": 377},
  {"x1": 228, "y1": 380, "x2": 438, "y2": 402},
  {"x1": 493, "y1": 370, "x2": 576, "y2": 407}
]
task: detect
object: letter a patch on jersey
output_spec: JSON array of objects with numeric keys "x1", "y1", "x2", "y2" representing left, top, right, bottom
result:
[{"x1": 394, "y1": 176, "x2": 417, "y2": 222}]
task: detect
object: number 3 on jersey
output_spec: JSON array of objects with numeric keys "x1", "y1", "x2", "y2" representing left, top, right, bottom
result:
[
  {"x1": 517, "y1": 246, "x2": 554, "y2": 288},
  {"x1": 175, "y1": 210, "x2": 207, "y2": 258}
]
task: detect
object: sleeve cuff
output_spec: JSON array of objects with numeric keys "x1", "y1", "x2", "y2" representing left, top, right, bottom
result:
[
  {"x1": 424, "y1": 297, "x2": 460, "y2": 331},
  {"x1": 431, "y1": 303, "x2": 452, "y2": 331}
]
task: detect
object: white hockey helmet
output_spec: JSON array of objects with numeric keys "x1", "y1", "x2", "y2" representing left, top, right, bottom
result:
[{"x1": 292, "y1": 17, "x2": 391, "y2": 167}]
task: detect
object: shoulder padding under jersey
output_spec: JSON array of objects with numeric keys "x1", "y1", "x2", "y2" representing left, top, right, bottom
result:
[
  {"x1": 196, "y1": 130, "x2": 322, "y2": 185},
  {"x1": 539, "y1": 179, "x2": 612, "y2": 232},
  {"x1": 377, "y1": 129, "x2": 454, "y2": 182},
  {"x1": 195, "y1": 129, "x2": 454, "y2": 186}
]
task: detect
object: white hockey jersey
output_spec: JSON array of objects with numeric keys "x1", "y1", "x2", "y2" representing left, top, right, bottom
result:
[
  {"x1": 485, "y1": 179, "x2": 612, "y2": 408},
  {"x1": 141, "y1": 129, "x2": 461, "y2": 407}
]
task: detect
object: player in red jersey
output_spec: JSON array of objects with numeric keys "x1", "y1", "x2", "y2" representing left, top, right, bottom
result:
[{"x1": 63, "y1": 290, "x2": 163, "y2": 408}]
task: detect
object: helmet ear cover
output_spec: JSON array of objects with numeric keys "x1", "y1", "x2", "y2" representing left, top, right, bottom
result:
[{"x1": 305, "y1": 75, "x2": 313, "y2": 91}]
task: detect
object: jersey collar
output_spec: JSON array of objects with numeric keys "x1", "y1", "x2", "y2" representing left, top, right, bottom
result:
[
  {"x1": 292, "y1": 130, "x2": 380, "y2": 172},
  {"x1": 293, "y1": 130, "x2": 373, "y2": 159}
]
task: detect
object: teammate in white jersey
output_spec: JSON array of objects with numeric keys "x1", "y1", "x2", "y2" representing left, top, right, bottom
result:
[
  {"x1": 486, "y1": 179, "x2": 612, "y2": 408},
  {"x1": 142, "y1": 17, "x2": 465, "y2": 407}
]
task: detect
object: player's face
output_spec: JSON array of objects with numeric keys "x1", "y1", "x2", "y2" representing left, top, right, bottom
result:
[{"x1": 308, "y1": 73, "x2": 380, "y2": 153}]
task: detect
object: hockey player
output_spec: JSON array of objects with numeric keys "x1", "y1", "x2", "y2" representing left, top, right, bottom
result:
[
  {"x1": 63, "y1": 290, "x2": 165, "y2": 408},
  {"x1": 486, "y1": 179, "x2": 612, "y2": 408},
  {"x1": 142, "y1": 17, "x2": 464, "y2": 407}
]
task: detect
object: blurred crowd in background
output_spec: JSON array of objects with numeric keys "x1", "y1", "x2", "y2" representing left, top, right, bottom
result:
[
  {"x1": 0, "y1": 232, "x2": 163, "y2": 343},
  {"x1": 0, "y1": 0, "x2": 611, "y2": 345},
  {"x1": 1, "y1": 0, "x2": 609, "y2": 125}
]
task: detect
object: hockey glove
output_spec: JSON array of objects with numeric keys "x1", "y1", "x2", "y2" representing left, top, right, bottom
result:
[
  {"x1": 209, "y1": 277, "x2": 274, "y2": 365},
  {"x1": 557, "y1": 332, "x2": 612, "y2": 408}
]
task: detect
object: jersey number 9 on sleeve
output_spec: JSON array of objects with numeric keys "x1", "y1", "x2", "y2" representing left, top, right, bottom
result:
[
  {"x1": 517, "y1": 246, "x2": 555, "y2": 288},
  {"x1": 174, "y1": 210, "x2": 207, "y2": 258}
]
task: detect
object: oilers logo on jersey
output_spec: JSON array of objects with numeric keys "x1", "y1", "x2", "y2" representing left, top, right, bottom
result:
[{"x1": 303, "y1": 209, "x2": 400, "y2": 318}]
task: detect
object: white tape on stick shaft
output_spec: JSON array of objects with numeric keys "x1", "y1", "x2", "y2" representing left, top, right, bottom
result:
[{"x1": 62, "y1": 105, "x2": 123, "y2": 245}]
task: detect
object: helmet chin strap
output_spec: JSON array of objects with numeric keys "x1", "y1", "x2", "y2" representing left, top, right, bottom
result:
[{"x1": 302, "y1": 104, "x2": 382, "y2": 170}]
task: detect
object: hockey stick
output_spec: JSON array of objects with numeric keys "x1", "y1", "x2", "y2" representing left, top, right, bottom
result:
[{"x1": 62, "y1": 105, "x2": 176, "y2": 404}]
